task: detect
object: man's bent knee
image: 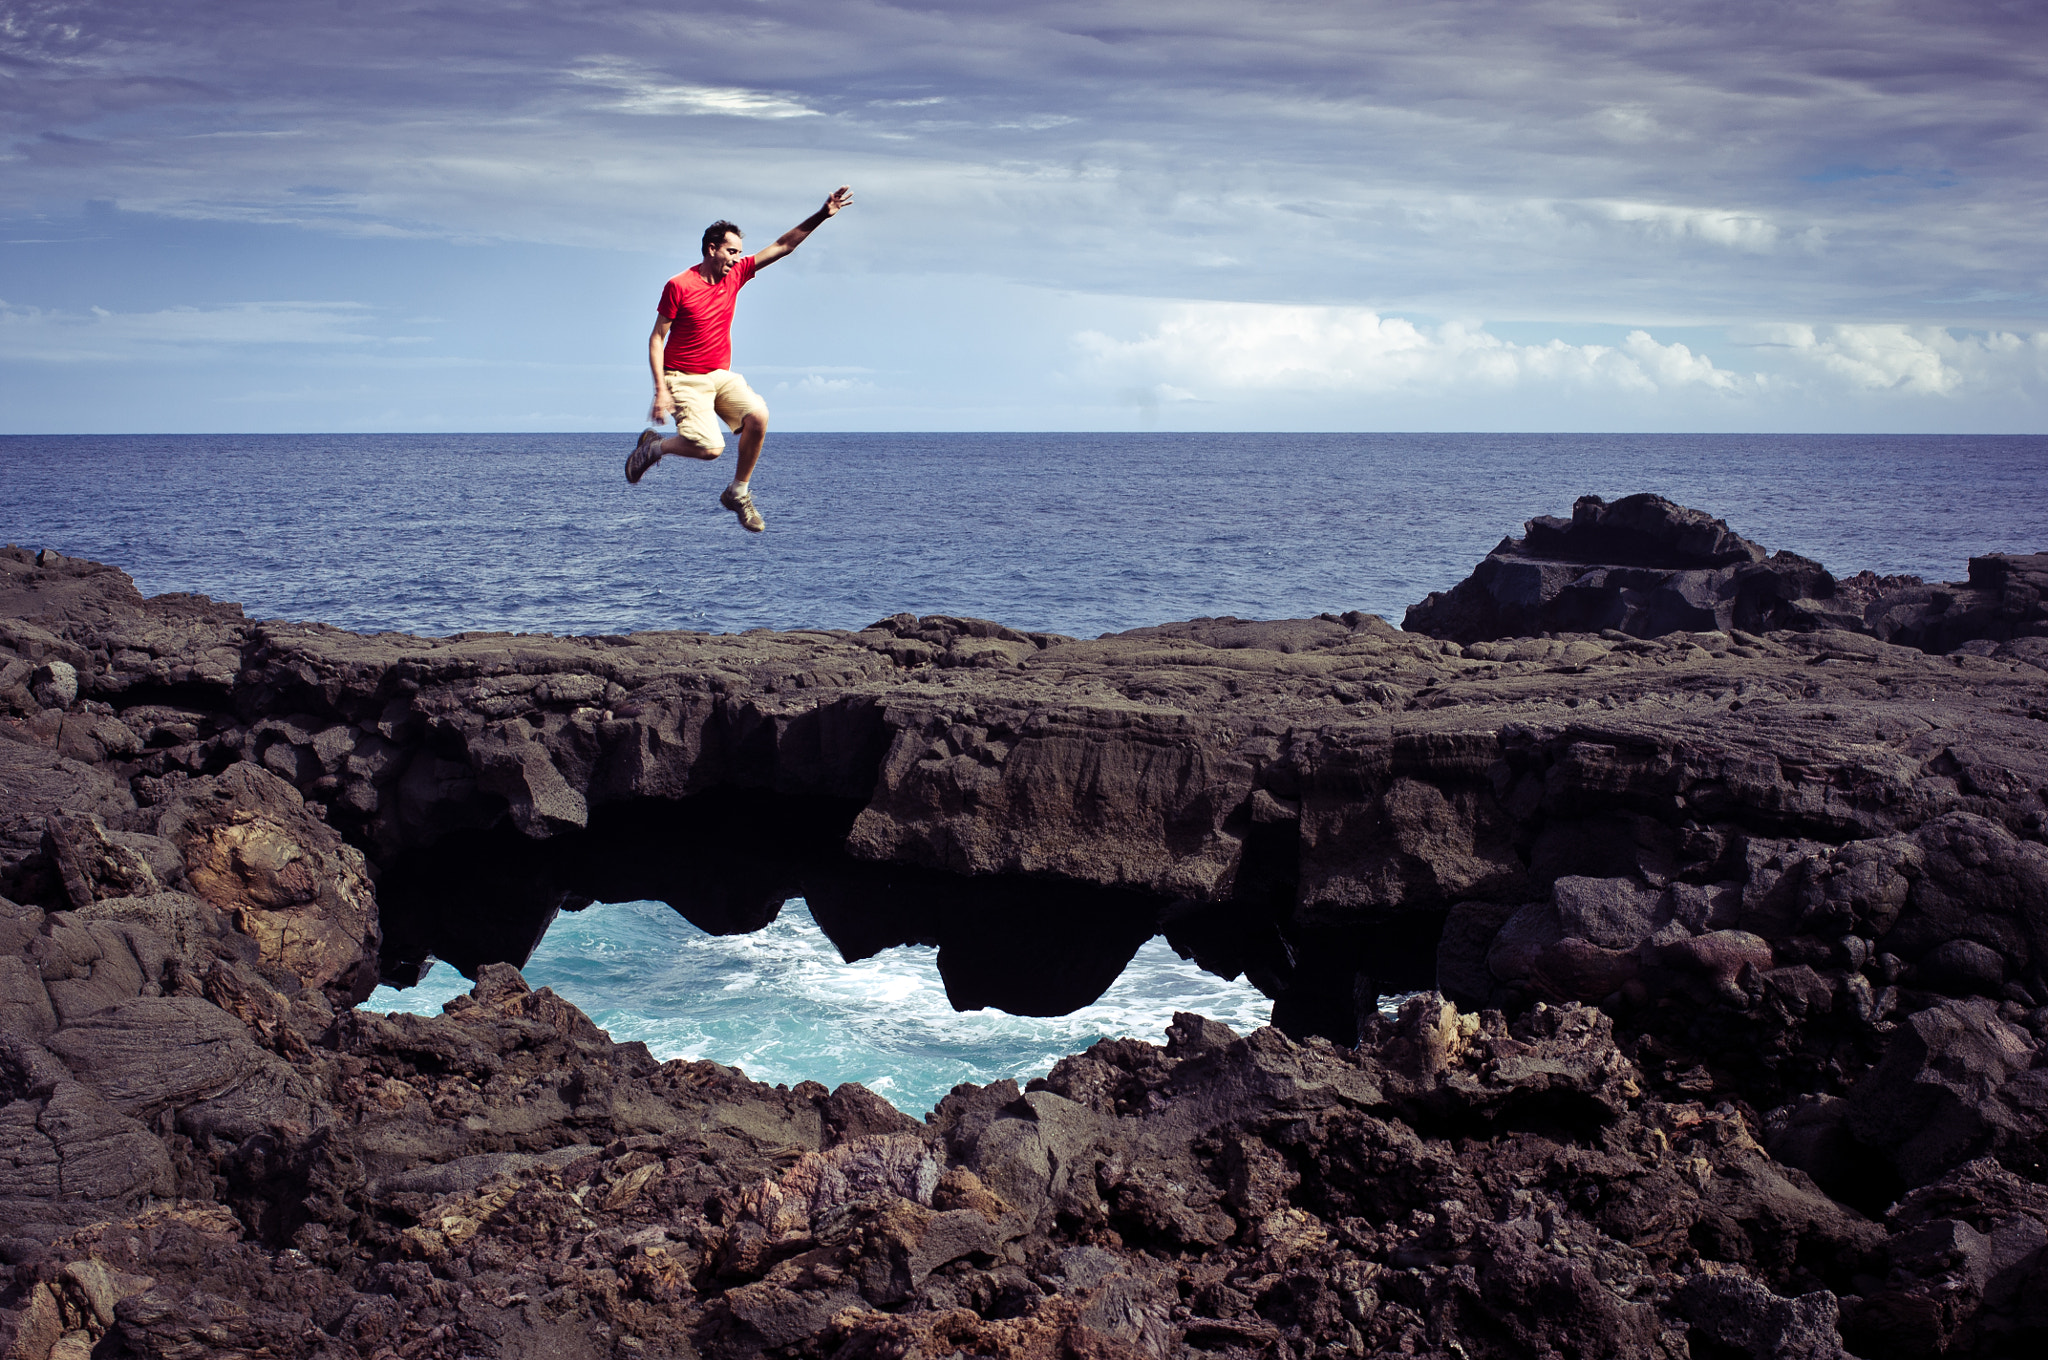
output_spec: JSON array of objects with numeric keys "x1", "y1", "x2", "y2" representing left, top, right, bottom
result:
[{"x1": 740, "y1": 411, "x2": 768, "y2": 435}]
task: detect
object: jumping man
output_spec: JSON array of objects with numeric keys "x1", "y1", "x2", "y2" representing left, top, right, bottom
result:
[{"x1": 626, "y1": 186, "x2": 855, "y2": 532}]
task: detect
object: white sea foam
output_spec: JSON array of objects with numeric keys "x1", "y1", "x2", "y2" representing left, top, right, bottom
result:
[{"x1": 364, "y1": 898, "x2": 1278, "y2": 1117}]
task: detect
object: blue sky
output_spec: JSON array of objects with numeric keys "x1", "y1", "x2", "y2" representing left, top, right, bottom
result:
[{"x1": 2, "y1": 0, "x2": 2044, "y2": 433}]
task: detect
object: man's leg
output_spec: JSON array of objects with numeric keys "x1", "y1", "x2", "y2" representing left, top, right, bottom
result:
[
  {"x1": 707, "y1": 374, "x2": 769, "y2": 529},
  {"x1": 658, "y1": 371, "x2": 725, "y2": 461},
  {"x1": 656, "y1": 432, "x2": 723, "y2": 461},
  {"x1": 733, "y1": 411, "x2": 766, "y2": 485},
  {"x1": 716, "y1": 412, "x2": 768, "y2": 532},
  {"x1": 712, "y1": 374, "x2": 769, "y2": 485}
]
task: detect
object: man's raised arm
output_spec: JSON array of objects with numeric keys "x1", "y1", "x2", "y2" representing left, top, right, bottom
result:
[{"x1": 751, "y1": 186, "x2": 854, "y2": 268}]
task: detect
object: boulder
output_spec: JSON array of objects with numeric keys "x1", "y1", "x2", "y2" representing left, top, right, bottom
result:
[
  {"x1": 1404, "y1": 493, "x2": 1861, "y2": 642},
  {"x1": 1847, "y1": 998, "x2": 2048, "y2": 1187},
  {"x1": 0, "y1": 1034, "x2": 176, "y2": 1240},
  {"x1": 1675, "y1": 1272, "x2": 1849, "y2": 1360},
  {"x1": 153, "y1": 765, "x2": 380, "y2": 1004},
  {"x1": 1867, "y1": 552, "x2": 2048, "y2": 654},
  {"x1": 40, "y1": 815, "x2": 163, "y2": 908},
  {"x1": 30, "y1": 661, "x2": 77, "y2": 710}
]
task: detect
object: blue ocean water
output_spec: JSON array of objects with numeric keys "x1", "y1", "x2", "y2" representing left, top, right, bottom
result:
[
  {"x1": 3, "y1": 433, "x2": 2044, "y2": 640},
  {"x1": 7, "y1": 432, "x2": 2047, "y2": 1107},
  {"x1": 363, "y1": 900, "x2": 1276, "y2": 1118}
]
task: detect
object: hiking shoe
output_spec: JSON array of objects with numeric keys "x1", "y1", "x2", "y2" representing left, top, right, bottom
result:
[
  {"x1": 719, "y1": 484, "x2": 765, "y2": 533},
  {"x1": 626, "y1": 429, "x2": 663, "y2": 484}
]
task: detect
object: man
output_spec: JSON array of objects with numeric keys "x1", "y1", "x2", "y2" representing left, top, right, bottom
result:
[{"x1": 626, "y1": 185, "x2": 855, "y2": 533}]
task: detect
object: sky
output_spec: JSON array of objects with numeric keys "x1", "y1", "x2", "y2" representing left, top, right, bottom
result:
[{"x1": 2, "y1": 0, "x2": 2044, "y2": 433}]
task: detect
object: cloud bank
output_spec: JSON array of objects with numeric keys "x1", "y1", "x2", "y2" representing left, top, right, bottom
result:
[
  {"x1": 1077, "y1": 307, "x2": 1752, "y2": 399},
  {"x1": 2, "y1": 1, "x2": 2043, "y2": 429},
  {"x1": 5, "y1": 0, "x2": 2043, "y2": 321}
]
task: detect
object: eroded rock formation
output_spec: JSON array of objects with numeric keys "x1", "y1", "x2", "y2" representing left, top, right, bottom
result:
[
  {"x1": 3, "y1": 503, "x2": 2047, "y2": 1358},
  {"x1": 1401, "y1": 493, "x2": 2046, "y2": 653}
]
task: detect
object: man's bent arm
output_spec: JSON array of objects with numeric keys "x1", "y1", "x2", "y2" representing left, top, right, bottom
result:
[
  {"x1": 648, "y1": 314, "x2": 674, "y2": 423},
  {"x1": 752, "y1": 185, "x2": 854, "y2": 268}
]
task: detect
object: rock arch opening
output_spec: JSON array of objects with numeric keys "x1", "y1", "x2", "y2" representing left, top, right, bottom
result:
[{"x1": 369, "y1": 789, "x2": 1446, "y2": 1043}]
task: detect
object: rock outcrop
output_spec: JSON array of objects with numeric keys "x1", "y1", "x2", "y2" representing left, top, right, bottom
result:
[
  {"x1": 1402, "y1": 493, "x2": 2047, "y2": 659},
  {"x1": 1401, "y1": 494, "x2": 1866, "y2": 642},
  {"x1": 1866, "y1": 550, "x2": 2048, "y2": 656},
  {"x1": 3, "y1": 508, "x2": 2048, "y2": 1358}
]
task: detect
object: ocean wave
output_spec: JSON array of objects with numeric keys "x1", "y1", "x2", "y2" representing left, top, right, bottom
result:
[{"x1": 364, "y1": 897, "x2": 1280, "y2": 1117}]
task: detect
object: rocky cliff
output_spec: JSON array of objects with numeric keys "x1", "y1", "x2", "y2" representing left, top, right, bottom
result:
[{"x1": 3, "y1": 507, "x2": 2047, "y2": 1359}]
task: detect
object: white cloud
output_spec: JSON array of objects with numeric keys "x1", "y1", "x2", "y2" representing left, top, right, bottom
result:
[
  {"x1": 5, "y1": 2, "x2": 2047, "y2": 430},
  {"x1": 783, "y1": 373, "x2": 874, "y2": 394},
  {"x1": 7, "y1": 2, "x2": 2037, "y2": 335},
  {"x1": 1073, "y1": 304, "x2": 1751, "y2": 398},
  {"x1": 567, "y1": 60, "x2": 820, "y2": 120},
  {"x1": 1617, "y1": 329, "x2": 1746, "y2": 391},
  {"x1": 993, "y1": 115, "x2": 1079, "y2": 131},
  {"x1": 1588, "y1": 200, "x2": 1785, "y2": 253},
  {"x1": 1592, "y1": 105, "x2": 1663, "y2": 144},
  {"x1": 0, "y1": 298, "x2": 401, "y2": 361},
  {"x1": 1071, "y1": 304, "x2": 2048, "y2": 425},
  {"x1": 1737, "y1": 323, "x2": 2048, "y2": 395}
]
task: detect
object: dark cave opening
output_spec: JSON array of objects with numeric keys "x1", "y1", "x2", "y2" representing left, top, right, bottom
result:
[{"x1": 370, "y1": 790, "x2": 1449, "y2": 1043}]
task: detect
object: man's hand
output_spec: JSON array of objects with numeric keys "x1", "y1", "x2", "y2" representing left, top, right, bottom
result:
[
  {"x1": 755, "y1": 186, "x2": 855, "y2": 267},
  {"x1": 649, "y1": 394, "x2": 674, "y2": 426}
]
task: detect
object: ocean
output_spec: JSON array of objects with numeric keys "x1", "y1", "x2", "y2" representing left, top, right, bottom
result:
[
  {"x1": 6, "y1": 431, "x2": 2046, "y2": 1113},
  {"x1": 363, "y1": 900, "x2": 1277, "y2": 1119}
]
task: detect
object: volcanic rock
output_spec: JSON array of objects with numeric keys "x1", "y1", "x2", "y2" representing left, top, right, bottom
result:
[
  {"x1": 4, "y1": 515, "x2": 2048, "y2": 1357},
  {"x1": 1406, "y1": 495, "x2": 2048, "y2": 665},
  {"x1": 1866, "y1": 551, "x2": 2048, "y2": 655},
  {"x1": 1402, "y1": 493, "x2": 1864, "y2": 642}
]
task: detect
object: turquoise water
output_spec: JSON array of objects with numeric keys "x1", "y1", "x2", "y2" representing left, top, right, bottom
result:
[{"x1": 363, "y1": 898, "x2": 1275, "y2": 1118}]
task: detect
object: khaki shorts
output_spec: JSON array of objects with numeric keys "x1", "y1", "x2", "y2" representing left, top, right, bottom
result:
[{"x1": 662, "y1": 368, "x2": 768, "y2": 455}]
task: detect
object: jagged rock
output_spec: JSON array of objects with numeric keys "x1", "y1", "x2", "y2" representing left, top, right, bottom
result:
[
  {"x1": 63, "y1": 890, "x2": 229, "y2": 978},
  {"x1": 1403, "y1": 493, "x2": 1862, "y2": 642},
  {"x1": 39, "y1": 814, "x2": 162, "y2": 908},
  {"x1": 1674, "y1": 1272, "x2": 1849, "y2": 1360},
  {"x1": 0, "y1": 742, "x2": 139, "y2": 906},
  {"x1": 1840, "y1": 1157, "x2": 2048, "y2": 1358},
  {"x1": 153, "y1": 763, "x2": 380, "y2": 1004},
  {"x1": 15, "y1": 539, "x2": 2048, "y2": 1038},
  {"x1": 0, "y1": 944, "x2": 1979, "y2": 1360},
  {"x1": 1867, "y1": 552, "x2": 2048, "y2": 653},
  {"x1": 0, "y1": 1036, "x2": 177, "y2": 1241},
  {"x1": 44, "y1": 995, "x2": 321, "y2": 1144},
  {"x1": 1846, "y1": 997, "x2": 2048, "y2": 1187},
  {"x1": 29, "y1": 661, "x2": 76, "y2": 710}
]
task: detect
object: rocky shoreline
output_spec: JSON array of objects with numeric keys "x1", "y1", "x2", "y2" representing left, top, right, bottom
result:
[{"x1": 3, "y1": 496, "x2": 2046, "y2": 1359}]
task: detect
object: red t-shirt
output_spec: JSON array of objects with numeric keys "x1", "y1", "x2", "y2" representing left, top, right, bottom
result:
[{"x1": 658, "y1": 256, "x2": 759, "y2": 373}]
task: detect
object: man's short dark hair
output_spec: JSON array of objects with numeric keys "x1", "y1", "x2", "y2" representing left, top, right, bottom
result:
[{"x1": 701, "y1": 220, "x2": 743, "y2": 253}]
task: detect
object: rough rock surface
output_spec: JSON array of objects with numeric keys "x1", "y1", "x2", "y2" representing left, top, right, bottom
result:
[
  {"x1": 0, "y1": 934, "x2": 1936, "y2": 1360},
  {"x1": 3, "y1": 511, "x2": 2048, "y2": 1357},
  {"x1": 1402, "y1": 493, "x2": 2047, "y2": 659},
  {"x1": 1865, "y1": 551, "x2": 2048, "y2": 656},
  {"x1": 1401, "y1": 494, "x2": 1867, "y2": 642}
]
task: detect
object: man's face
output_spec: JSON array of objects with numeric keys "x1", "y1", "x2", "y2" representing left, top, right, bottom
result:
[{"x1": 701, "y1": 232, "x2": 744, "y2": 279}]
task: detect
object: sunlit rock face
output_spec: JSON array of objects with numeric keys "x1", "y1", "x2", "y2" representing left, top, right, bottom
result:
[{"x1": 3, "y1": 503, "x2": 2048, "y2": 1359}]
